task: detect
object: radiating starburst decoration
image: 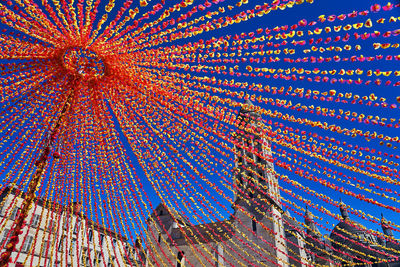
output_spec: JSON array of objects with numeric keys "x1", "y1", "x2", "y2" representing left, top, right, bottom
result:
[{"x1": 0, "y1": 0, "x2": 400, "y2": 266}]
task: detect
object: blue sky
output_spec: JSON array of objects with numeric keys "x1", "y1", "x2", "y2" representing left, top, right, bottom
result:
[
  {"x1": 105, "y1": 0, "x2": 400, "y2": 243},
  {"x1": 121, "y1": 0, "x2": 400, "y2": 237}
]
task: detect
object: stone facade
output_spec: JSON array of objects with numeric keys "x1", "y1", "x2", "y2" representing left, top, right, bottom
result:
[
  {"x1": 144, "y1": 101, "x2": 309, "y2": 267},
  {"x1": 0, "y1": 186, "x2": 135, "y2": 266},
  {"x1": 144, "y1": 101, "x2": 400, "y2": 267}
]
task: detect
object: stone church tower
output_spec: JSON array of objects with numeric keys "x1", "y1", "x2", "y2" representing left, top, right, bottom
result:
[
  {"x1": 144, "y1": 100, "x2": 310, "y2": 267},
  {"x1": 231, "y1": 99, "x2": 289, "y2": 266},
  {"x1": 143, "y1": 100, "x2": 400, "y2": 267}
]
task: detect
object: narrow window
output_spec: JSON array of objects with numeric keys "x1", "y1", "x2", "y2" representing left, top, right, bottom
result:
[
  {"x1": 81, "y1": 248, "x2": 90, "y2": 265},
  {"x1": 94, "y1": 251, "x2": 102, "y2": 265},
  {"x1": 177, "y1": 251, "x2": 184, "y2": 267},
  {"x1": 22, "y1": 235, "x2": 34, "y2": 253},
  {"x1": 53, "y1": 220, "x2": 58, "y2": 232},
  {"x1": 100, "y1": 234, "x2": 105, "y2": 246},
  {"x1": 158, "y1": 234, "x2": 161, "y2": 243},
  {"x1": 252, "y1": 217, "x2": 257, "y2": 233},
  {"x1": 32, "y1": 214, "x2": 40, "y2": 228},
  {"x1": 69, "y1": 239, "x2": 76, "y2": 256},
  {"x1": 159, "y1": 210, "x2": 164, "y2": 216},
  {"x1": 64, "y1": 217, "x2": 71, "y2": 229},
  {"x1": 107, "y1": 256, "x2": 115, "y2": 267},
  {"x1": 88, "y1": 229, "x2": 93, "y2": 242},
  {"x1": 48, "y1": 220, "x2": 56, "y2": 232},
  {"x1": 42, "y1": 240, "x2": 50, "y2": 257},
  {"x1": 214, "y1": 248, "x2": 219, "y2": 267},
  {"x1": 1, "y1": 229, "x2": 10, "y2": 245},
  {"x1": 58, "y1": 235, "x2": 65, "y2": 251},
  {"x1": 10, "y1": 207, "x2": 19, "y2": 220},
  {"x1": 81, "y1": 248, "x2": 86, "y2": 263},
  {"x1": 74, "y1": 220, "x2": 81, "y2": 234}
]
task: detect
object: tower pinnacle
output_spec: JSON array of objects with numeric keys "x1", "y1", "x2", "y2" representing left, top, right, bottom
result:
[
  {"x1": 304, "y1": 206, "x2": 321, "y2": 237},
  {"x1": 381, "y1": 213, "x2": 394, "y2": 237},
  {"x1": 339, "y1": 199, "x2": 349, "y2": 220}
]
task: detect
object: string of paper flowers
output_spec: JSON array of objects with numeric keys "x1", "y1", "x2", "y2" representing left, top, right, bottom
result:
[{"x1": 0, "y1": 0, "x2": 399, "y2": 266}]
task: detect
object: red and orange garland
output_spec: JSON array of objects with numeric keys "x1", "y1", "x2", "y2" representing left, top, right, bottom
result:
[{"x1": 0, "y1": 0, "x2": 399, "y2": 266}]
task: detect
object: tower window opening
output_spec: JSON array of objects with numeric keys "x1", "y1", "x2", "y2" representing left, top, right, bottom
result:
[
  {"x1": 177, "y1": 251, "x2": 185, "y2": 267},
  {"x1": 252, "y1": 217, "x2": 257, "y2": 233}
]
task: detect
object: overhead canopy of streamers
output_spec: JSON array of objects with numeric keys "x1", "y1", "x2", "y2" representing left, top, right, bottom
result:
[{"x1": 0, "y1": 0, "x2": 400, "y2": 266}]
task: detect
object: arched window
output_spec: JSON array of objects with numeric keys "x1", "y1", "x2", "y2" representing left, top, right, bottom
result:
[
  {"x1": 177, "y1": 251, "x2": 184, "y2": 267},
  {"x1": 159, "y1": 210, "x2": 164, "y2": 216}
]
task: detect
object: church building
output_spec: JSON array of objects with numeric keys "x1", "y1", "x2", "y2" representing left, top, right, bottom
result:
[{"x1": 144, "y1": 101, "x2": 400, "y2": 267}]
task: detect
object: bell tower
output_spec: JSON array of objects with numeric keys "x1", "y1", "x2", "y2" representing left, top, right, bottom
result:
[
  {"x1": 232, "y1": 99, "x2": 281, "y2": 208},
  {"x1": 231, "y1": 100, "x2": 287, "y2": 266}
]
